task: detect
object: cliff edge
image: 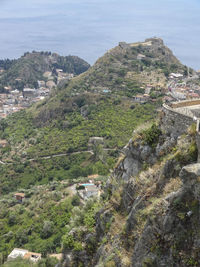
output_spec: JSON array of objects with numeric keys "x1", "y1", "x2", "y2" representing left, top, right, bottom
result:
[{"x1": 62, "y1": 103, "x2": 200, "y2": 267}]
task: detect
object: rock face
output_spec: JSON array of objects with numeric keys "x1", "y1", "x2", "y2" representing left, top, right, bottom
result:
[
  {"x1": 62, "y1": 117, "x2": 200, "y2": 266},
  {"x1": 114, "y1": 138, "x2": 154, "y2": 181},
  {"x1": 115, "y1": 132, "x2": 199, "y2": 267},
  {"x1": 114, "y1": 133, "x2": 177, "y2": 181}
]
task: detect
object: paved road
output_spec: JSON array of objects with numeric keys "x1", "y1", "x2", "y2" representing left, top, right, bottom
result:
[
  {"x1": 0, "y1": 148, "x2": 117, "y2": 165},
  {"x1": 29, "y1": 150, "x2": 94, "y2": 162}
]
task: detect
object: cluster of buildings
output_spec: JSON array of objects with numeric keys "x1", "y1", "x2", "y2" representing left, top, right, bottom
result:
[
  {"x1": 0, "y1": 69, "x2": 74, "y2": 119},
  {"x1": 167, "y1": 72, "x2": 200, "y2": 101},
  {"x1": 0, "y1": 87, "x2": 49, "y2": 119}
]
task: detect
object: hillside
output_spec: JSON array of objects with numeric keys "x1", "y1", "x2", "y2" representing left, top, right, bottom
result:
[
  {"x1": 63, "y1": 37, "x2": 188, "y2": 97},
  {"x1": 18, "y1": 37, "x2": 189, "y2": 130},
  {"x1": 0, "y1": 38, "x2": 196, "y2": 265},
  {"x1": 2, "y1": 102, "x2": 200, "y2": 266},
  {"x1": 59, "y1": 108, "x2": 200, "y2": 267},
  {"x1": 0, "y1": 52, "x2": 90, "y2": 91},
  {"x1": 0, "y1": 95, "x2": 157, "y2": 193},
  {"x1": 31, "y1": 37, "x2": 189, "y2": 127},
  {"x1": 0, "y1": 38, "x2": 184, "y2": 194}
]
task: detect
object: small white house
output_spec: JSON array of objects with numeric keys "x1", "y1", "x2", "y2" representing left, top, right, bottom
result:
[
  {"x1": 8, "y1": 248, "x2": 41, "y2": 263},
  {"x1": 7, "y1": 248, "x2": 28, "y2": 260},
  {"x1": 137, "y1": 54, "x2": 146, "y2": 60}
]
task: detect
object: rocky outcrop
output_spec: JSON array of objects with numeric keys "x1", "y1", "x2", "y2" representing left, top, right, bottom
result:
[
  {"x1": 114, "y1": 138, "x2": 155, "y2": 181},
  {"x1": 114, "y1": 133, "x2": 177, "y2": 182},
  {"x1": 94, "y1": 127, "x2": 199, "y2": 266},
  {"x1": 120, "y1": 162, "x2": 200, "y2": 267},
  {"x1": 62, "y1": 121, "x2": 200, "y2": 267}
]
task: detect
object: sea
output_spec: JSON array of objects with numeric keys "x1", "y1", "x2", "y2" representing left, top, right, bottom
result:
[{"x1": 0, "y1": 0, "x2": 199, "y2": 69}]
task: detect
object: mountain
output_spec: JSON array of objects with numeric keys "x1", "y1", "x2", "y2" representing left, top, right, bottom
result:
[
  {"x1": 28, "y1": 37, "x2": 189, "y2": 126},
  {"x1": 0, "y1": 38, "x2": 190, "y2": 194},
  {"x1": 0, "y1": 51, "x2": 90, "y2": 91},
  {"x1": 0, "y1": 38, "x2": 197, "y2": 265},
  {"x1": 63, "y1": 37, "x2": 188, "y2": 97}
]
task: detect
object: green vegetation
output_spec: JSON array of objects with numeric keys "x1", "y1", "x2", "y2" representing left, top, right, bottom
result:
[
  {"x1": 63, "y1": 39, "x2": 186, "y2": 98},
  {"x1": 0, "y1": 52, "x2": 90, "y2": 91},
  {"x1": 3, "y1": 257, "x2": 58, "y2": 267},
  {"x1": 174, "y1": 140, "x2": 198, "y2": 165},
  {"x1": 0, "y1": 38, "x2": 188, "y2": 266},
  {"x1": 62, "y1": 199, "x2": 101, "y2": 253},
  {"x1": 0, "y1": 181, "x2": 81, "y2": 262},
  {"x1": 142, "y1": 123, "x2": 162, "y2": 147},
  {"x1": 0, "y1": 95, "x2": 157, "y2": 194}
]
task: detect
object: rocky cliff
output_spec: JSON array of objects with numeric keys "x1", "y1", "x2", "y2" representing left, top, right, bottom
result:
[{"x1": 62, "y1": 111, "x2": 200, "y2": 266}]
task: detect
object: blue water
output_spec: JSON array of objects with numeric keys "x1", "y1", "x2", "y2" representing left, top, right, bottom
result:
[
  {"x1": 0, "y1": 0, "x2": 200, "y2": 69},
  {"x1": 81, "y1": 184, "x2": 94, "y2": 186}
]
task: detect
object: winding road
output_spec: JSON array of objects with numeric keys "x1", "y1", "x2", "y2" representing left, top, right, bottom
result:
[{"x1": 0, "y1": 148, "x2": 117, "y2": 165}]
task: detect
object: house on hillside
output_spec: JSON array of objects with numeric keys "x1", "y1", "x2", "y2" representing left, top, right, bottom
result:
[
  {"x1": 0, "y1": 68, "x2": 4, "y2": 73},
  {"x1": 188, "y1": 93, "x2": 199, "y2": 99},
  {"x1": 23, "y1": 252, "x2": 42, "y2": 263},
  {"x1": 83, "y1": 184, "x2": 99, "y2": 198},
  {"x1": 169, "y1": 73, "x2": 183, "y2": 79},
  {"x1": 133, "y1": 94, "x2": 149, "y2": 103},
  {"x1": 8, "y1": 248, "x2": 41, "y2": 263},
  {"x1": 23, "y1": 88, "x2": 37, "y2": 98},
  {"x1": 88, "y1": 137, "x2": 104, "y2": 148},
  {"x1": 8, "y1": 248, "x2": 28, "y2": 261},
  {"x1": 38, "y1": 80, "x2": 46, "y2": 88},
  {"x1": 137, "y1": 54, "x2": 146, "y2": 60},
  {"x1": 14, "y1": 193, "x2": 25, "y2": 203},
  {"x1": 76, "y1": 183, "x2": 100, "y2": 199},
  {"x1": 4, "y1": 86, "x2": 12, "y2": 91}
]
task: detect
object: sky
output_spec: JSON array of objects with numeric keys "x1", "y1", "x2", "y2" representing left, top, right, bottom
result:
[{"x1": 0, "y1": 0, "x2": 199, "y2": 69}]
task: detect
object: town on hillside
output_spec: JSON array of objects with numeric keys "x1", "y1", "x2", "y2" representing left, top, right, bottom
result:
[
  {"x1": 166, "y1": 70, "x2": 200, "y2": 101},
  {"x1": 0, "y1": 68, "x2": 74, "y2": 119}
]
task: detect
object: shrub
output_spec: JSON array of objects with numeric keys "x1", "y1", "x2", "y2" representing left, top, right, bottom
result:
[
  {"x1": 73, "y1": 241, "x2": 83, "y2": 251},
  {"x1": 71, "y1": 195, "x2": 81, "y2": 206},
  {"x1": 76, "y1": 185, "x2": 85, "y2": 190},
  {"x1": 41, "y1": 221, "x2": 54, "y2": 239},
  {"x1": 62, "y1": 234, "x2": 75, "y2": 250},
  {"x1": 142, "y1": 123, "x2": 161, "y2": 147},
  {"x1": 105, "y1": 260, "x2": 116, "y2": 267}
]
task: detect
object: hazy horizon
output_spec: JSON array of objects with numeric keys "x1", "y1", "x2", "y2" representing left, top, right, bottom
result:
[{"x1": 0, "y1": 0, "x2": 200, "y2": 69}]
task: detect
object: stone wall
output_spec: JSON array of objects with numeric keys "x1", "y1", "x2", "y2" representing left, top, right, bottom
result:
[
  {"x1": 161, "y1": 103, "x2": 194, "y2": 136},
  {"x1": 171, "y1": 99, "x2": 200, "y2": 108}
]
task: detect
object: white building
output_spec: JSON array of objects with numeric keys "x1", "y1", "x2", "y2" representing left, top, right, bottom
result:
[
  {"x1": 7, "y1": 248, "x2": 28, "y2": 260},
  {"x1": 7, "y1": 248, "x2": 41, "y2": 263}
]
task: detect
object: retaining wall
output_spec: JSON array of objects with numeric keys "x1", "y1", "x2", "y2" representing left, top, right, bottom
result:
[
  {"x1": 161, "y1": 103, "x2": 194, "y2": 136},
  {"x1": 171, "y1": 99, "x2": 200, "y2": 108}
]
